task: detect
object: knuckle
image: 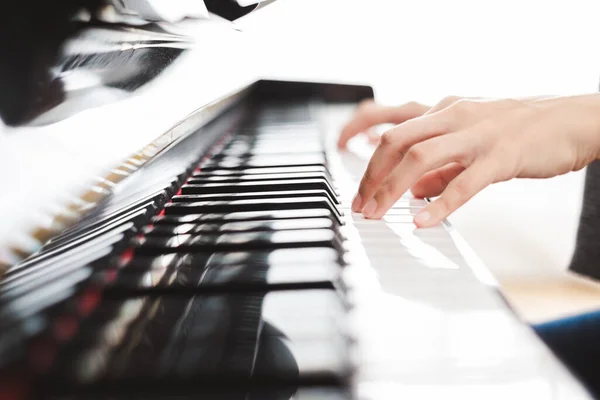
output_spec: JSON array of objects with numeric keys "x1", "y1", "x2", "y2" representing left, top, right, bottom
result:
[
  {"x1": 454, "y1": 99, "x2": 477, "y2": 111},
  {"x1": 357, "y1": 99, "x2": 376, "y2": 115},
  {"x1": 404, "y1": 101, "x2": 423, "y2": 112},
  {"x1": 442, "y1": 100, "x2": 479, "y2": 124},
  {"x1": 406, "y1": 144, "x2": 427, "y2": 164},
  {"x1": 379, "y1": 130, "x2": 395, "y2": 147},
  {"x1": 454, "y1": 137, "x2": 478, "y2": 166},
  {"x1": 439, "y1": 95, "x2": 461, "y2": 107}
]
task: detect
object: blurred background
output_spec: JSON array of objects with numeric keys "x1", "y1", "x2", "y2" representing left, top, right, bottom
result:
[{"x1": 238, "y1": 0, "x2": 600, "y2": 320}]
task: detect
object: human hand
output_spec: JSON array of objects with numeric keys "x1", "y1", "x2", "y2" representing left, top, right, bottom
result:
[
  {"x1": 346, "y1": 95, "x2": 600, "y2": 227},
  {"x1": 337, "y1": 99, "x2": 431, "y2": 149}
]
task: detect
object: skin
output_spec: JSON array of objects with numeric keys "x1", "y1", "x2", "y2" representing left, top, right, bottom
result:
[{"x1": 337, "y1": 95, "x2": 600, "y2": 227}]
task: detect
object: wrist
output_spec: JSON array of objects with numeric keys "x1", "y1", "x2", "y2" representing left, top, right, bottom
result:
[
  {"x1": 586, "y1": 94, "x2": 600, "y2": 159},
  {"x1": 566, "y1": 93, "x2": 600, "y2": 160}
]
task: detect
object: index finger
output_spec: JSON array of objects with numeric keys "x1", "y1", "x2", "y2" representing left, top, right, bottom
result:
[
  {"x1": 337, "y1": 101, "x2": 429, "y2": 149},
  {"x1": 351, "y1": 112, "x2": 451, "y2": 212}
]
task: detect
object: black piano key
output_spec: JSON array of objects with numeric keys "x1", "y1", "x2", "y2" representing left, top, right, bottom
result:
[
  {"x1": 134, "y1": 229, "x2": 342, "y2": 255},
  {"x1": 181, "y1": 179, "x2": 339, "y2": 201},
  {"x1": 200, "y1": 157, "x2": 326, "y2": 171},
  {"x1": 119, "y1": 247, "x2": 341, "y2": 271},
  {"x1": 230, "y1": 138, "x2": 321, "y2": 146},
  {"x1": 35, "y1": 219, "x2": 136, "y2": 260},
  {"x1": 226, "y1": 130, "x2": 320, "y2": 139},
  {"x1": 225, "y1": 133, "x2": 320, "y2": 140},
  {"x1": 247, "y1": 387, "x2": 351, "y2": 400},
  {"x1": 171, "y1": 188, "x2": 339, "y2": 205},
  {"x1": 229, "y1": 129, "x2": 319, "y2": 138},
  {"x1": 216, "y1": 143, "x2": 323, "y2": 153},
  {"x1": 117, "y1": 247, "x2": 341, "y2": 272},
  {"x1": 0, "y1": 246, "x2": 110, "y2": 303},
  {"x1": 208, "y1": 153, "x2": 324, "y2": 162},
  {"x1": 204, "y1": 248, "x2": 341, "y2": 266},
  {"x1": 42, "y1": 387, "x2": 351, "y2": 400},
  {"x1": 75, "y1": 187, "x2": 172, "y2": 230},
  {"x1": 192, "y1": 165, "x2": 329, "y2": 177},
  {"x1": 106, "y1": 256, "x2": 341, "y2": 293},
  {"x1": 117, "y1": 253, "x2": 187, "y2": 271},
  {"x1": 187, "y1": 172, "x2": 333, "y2": 185},
  {"x1": 58, "y1": 189, "x2": 166, "y2": 239},
  {"x1": 42, "y1": 207, "x2": 150, "y2": 253},
  {"x1": 152, "y1": 209, "x2": 336, "y2": 225},
  {"x1": 218, "y1": 146, "x2": 325, "y2": 157},
  {"x1": 164, "y1": 197, "x2": 342, "y2": 221},
  {"x1": 104, "y1": 169, "x2": 181, "y2": 198},
  {"x1": 200, "y1": 262, "x2": 341, "y2": 290},
  {"x1": 52, "y1": 197, "x2": 154, "y2": 240},
  {"x1": 240, "y1": 127, "x2": 319, "y2": 136},
  {"x1": 143, "y1": 218, "x2": 335, "y2": 236},
  {"x1": 102, "y1": 179, "x2": 177, "y2": 211},
  {"x1": 5, "y1": 223, "x2": 131, "y2": 278},
  {"x1": 103, "y1": 266, "x2": 184, "y2": 292}
]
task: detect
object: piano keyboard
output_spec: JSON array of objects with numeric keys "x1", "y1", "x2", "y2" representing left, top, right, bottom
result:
[
  {"x1": 0, "y1": 81, "x2": 592, "y2": 400},
  {"x1": 0, "y1": 100, "x2": 358, "y2": 399}
]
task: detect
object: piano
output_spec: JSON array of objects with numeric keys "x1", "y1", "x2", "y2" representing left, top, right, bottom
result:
[{"x1": 0, "y1": 1, "x2": 594, "y2": 399}]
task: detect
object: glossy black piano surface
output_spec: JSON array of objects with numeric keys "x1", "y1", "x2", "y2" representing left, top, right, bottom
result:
[
  {"x1": 0, "y1": 75, "x2": 373, "y2": 399},
  {"x1": 0, "y1": 0, "x2": 275, "y2": 127}
]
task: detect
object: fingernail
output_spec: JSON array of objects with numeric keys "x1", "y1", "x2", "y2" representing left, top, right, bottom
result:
[
  {"x1": 414, "y1": 211, "x2": 431, "y2": 227},
  {"x1": 351, "y1": 193, "x2": 362, "y2": 212},
  {"x1": 362, "y1": 199, "x2": 378, "y2": 218}
]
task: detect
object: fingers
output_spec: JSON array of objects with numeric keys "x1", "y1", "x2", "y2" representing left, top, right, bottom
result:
[
  {"x1": 414, "y1": 160, "x2": 495, "y2": 227},
  {"x1": 337, "y1": 100, "x2": 429, "y2": 149},
  {"x1": 410, "y1": 163, "x2": 465, "y2": 198},
  {"x1": 364, "y1": 134, "x2": 474, "y2": 218},
  {"x1": 351, "y1": 112, "x2": 453, "y2": 213}
]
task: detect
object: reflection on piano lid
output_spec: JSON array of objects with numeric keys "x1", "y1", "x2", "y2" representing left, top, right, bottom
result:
[
  {"x1": 0, "y1": 0, "x2": 278, "y2": 127},
  {"x1": 113, "y1": 0, "x2": 280, "y2": 22},
  {"x1": 204, "y1": 0, "x2": 279, "y2": 21}
]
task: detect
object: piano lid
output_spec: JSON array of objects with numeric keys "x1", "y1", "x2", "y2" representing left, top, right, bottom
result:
[
  {"x1": 0, "y1": 1, "x2": 279, "y2": 266},
  {"x1": 0, "y1": 0, "x2": 277, "y2": 127}
]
